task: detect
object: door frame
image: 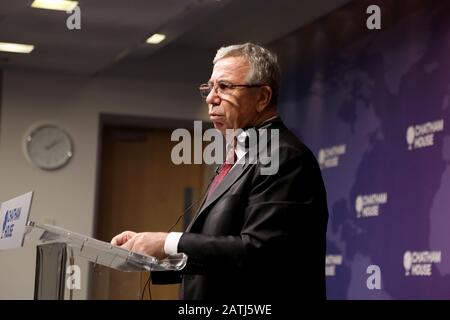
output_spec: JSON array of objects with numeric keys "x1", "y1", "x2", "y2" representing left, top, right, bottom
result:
[{"x1": 87, "y1": 113, "x2": 214, "y2": 299}]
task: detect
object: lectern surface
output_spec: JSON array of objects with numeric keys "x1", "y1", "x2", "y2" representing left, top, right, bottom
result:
[{"x1": 29, "y1": 221, "x2": 187, "y2": 272}]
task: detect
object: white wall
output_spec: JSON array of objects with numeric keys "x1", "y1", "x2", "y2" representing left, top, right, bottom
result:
[{"x1": 0, "y1": 69, "x2": 208, "y2": 299}]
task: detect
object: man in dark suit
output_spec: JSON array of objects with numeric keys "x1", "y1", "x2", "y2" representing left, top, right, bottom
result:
[{"x1": 111, "y1": 43, "x2": 328, "y2": 300}]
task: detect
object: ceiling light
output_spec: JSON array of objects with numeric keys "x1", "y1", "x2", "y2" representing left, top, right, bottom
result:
[
  {"x1": 0, "y1": 42, "x2": 34, "y2": 54},
  {"x1": 146, "y1": 33, "x2": 166, "y2": 44},
  {"x1": 31, "y1": 0, "x2": 78, "y2": 12}
]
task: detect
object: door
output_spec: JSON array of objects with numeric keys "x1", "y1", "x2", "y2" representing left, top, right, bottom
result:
[{"x1": 90, "y1": 126, "x2": 209, "y2": 300}]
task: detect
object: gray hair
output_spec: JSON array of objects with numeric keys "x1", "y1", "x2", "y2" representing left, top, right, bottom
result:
[{"x1": 213, "y1": 43, "x2": 281, "y2": 107}]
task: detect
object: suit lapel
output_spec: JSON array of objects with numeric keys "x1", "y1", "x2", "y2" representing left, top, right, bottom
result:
[
  {"x1": 185, "y1": 168, "x2": 216, "y2": 232},
  {"x1": 185, "y1": 119, "x2": 284, "y2": 231},
  {"x1": 187, "y1": 189, "x2": 208, "y2": 230},
  {"x1": 203, "y1": 161, "x2": 248, "y2": 210},
  {"x1": 186, "y1": 160, "x2": 251, "y2": 231}
]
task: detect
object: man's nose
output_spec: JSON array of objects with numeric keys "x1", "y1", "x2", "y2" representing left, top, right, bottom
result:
[{"x1": 206, "y1": 87, "x2": 220, "y2": 105}]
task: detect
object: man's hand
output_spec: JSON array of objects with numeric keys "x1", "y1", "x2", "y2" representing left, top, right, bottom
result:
[
  {"x1": 111, "y1": 231, "x2": 168, "y2": 260},
  {"x1": 111, "y1": 231, "x2": 137, "y2": 246}
]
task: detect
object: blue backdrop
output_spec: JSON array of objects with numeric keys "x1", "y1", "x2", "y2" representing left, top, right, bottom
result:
[{"x1": 276, "y1": 1, "x2": 450, "y2": 299}]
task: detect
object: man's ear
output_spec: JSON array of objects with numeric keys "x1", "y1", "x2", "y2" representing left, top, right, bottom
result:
[{"x1": 256, "y1": 86, "x2": 272, "y2": 112}]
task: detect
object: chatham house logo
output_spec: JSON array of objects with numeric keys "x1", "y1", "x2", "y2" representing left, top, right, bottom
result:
[
  {"x1": 403, "y1": 250, "x2": 441, "y2": 276},
  {"x1": 318, "y1": 144, "x2": 346, "y2": 170},
  {"x1": 355, "y1": 193, "x2": 388, "y2": 218},
  {"x1": 406, "y1": 119, "x2": 444, "y2": 150},
  {"x1": 1, "y1": 207, "x2": 22, "y2": 239},
  {"x1": 325, "y1": 254, "x2": 343, "y2": 277}
]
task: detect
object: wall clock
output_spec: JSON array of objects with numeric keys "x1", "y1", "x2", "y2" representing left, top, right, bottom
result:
[{"x1": 25, "y1": 124, "x2": 73, "y2": 170}]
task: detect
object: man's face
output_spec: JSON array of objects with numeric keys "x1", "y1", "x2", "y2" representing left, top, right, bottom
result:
[{"x1": 206, "y1": 56, "x2": 261, "y2": 134}]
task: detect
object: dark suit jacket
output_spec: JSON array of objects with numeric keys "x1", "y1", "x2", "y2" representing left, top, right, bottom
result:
[{"x1": 154, "y1": 119, "x2": 328, "y2": 301}]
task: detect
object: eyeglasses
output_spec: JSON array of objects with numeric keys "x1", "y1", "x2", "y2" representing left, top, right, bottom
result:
[{"x1": 199, "y1": 80, "x2": 264, "y2": 99}]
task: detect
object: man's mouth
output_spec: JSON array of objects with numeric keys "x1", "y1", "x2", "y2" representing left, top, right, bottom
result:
[{"x1": 209, "y1": 114, "x2": 223, "y2": 122}]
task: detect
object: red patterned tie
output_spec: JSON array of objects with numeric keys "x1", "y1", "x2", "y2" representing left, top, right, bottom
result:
[{"x1": 208, "y1": 147, "x2": 237, "y2": 197}]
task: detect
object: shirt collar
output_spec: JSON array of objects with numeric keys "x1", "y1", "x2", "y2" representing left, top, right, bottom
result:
[
  {"x1": 233, "y1": 116, "x2": 280, "y2": 162},
  {"x1": 226, "y1": 115, "x2": 280, "y2": 163},
  {"x1": 234, "y1": 131, "x2": 247, "y2": 161}
]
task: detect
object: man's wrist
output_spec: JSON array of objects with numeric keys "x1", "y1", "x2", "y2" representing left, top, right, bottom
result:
[{"x1": 164, "y1": 232, "x2": 183, "y2": 255}]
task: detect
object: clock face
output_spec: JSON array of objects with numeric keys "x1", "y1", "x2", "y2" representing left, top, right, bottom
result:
[{"x1": 26, "y1": 125, "x2": 73, "y2": 170}]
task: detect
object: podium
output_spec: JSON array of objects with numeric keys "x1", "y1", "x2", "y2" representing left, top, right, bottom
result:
[
  {"x1": 0, "y1": 192, "x2": 186, "y2": 299},
  {"x1": 28, "y1": 221, "x2": 187, "y2": 300}
]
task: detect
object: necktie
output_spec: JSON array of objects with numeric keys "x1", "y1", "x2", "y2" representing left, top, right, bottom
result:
[{"x1": 208, "y1": 147, "x2": 237, "y2": 197}]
